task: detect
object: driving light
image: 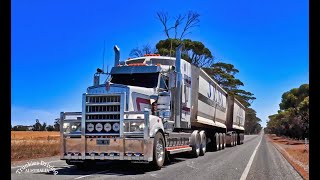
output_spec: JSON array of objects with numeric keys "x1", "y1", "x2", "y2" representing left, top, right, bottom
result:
[
  {"x1": 104, "y1": 123, "x2": 111, "y2": 132},
  {"x1": 95, "y1": 123, "x2": 103, "y2": 132},
  {"x1": 87, "y1": 123, "x2": 94, "y2": 132},
  {"x1": 113, "y1": 123, "x2": 120, "y2": 132}
]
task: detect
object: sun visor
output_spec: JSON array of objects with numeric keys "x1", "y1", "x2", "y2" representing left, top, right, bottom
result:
[{"x1": 110, "y1": 66, "x2": 161, "y2": 74}]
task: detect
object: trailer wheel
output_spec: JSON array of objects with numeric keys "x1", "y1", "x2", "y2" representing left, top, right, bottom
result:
[
  {"x1": 218, "y1": 133, "x2": 223, "y2": 150},
  {"x1": 232, "y1": 134, "x2": 235, "y2": 146},
  {"x1": 151, "y1": 132, "x2": 165, "y2": 169},
  {"x1": 230, "y1": 134, "x2": 234, "y2": 147},
  {"x1": 237, "y1": 133, "x2": 241, "y2": 145},
  {"x1": 241, "y1": 133, "x2": 244, "y2": 144},
  {"x1": 191, "y1": 131, "x2": 201, "y2": 157},
  {"x1": 221, "y1": 133, "x2": 226, "y2": 149},
  {"x1": 199, "y1": 131, "x2": 206, "y2": 156},
  {"x1": 214, "y1": 133, "x2": 220, "y2": 151}
]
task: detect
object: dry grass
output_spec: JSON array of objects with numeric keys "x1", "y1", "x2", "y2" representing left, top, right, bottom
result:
[
  {"x1": 285, "y1": 148, "x2": 309, "y2": 165},
  {"x1": 11, "y1": 131, "x2": 60, "y2": 140},
  {"x1": 267, "y1": 134, "x2": 309, "y2": 180},
  {"x1": 11, "y1": 131, "x2": 60, "y2": 162}
]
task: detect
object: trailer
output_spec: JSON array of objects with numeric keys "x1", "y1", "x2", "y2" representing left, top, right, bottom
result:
[{"x1": 60, "y1": 44, "x2": 246, "y2": 169}]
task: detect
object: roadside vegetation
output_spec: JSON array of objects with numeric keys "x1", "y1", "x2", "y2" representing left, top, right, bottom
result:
[
  {"x1": 265, "y1": 84, "x2": 309, "y2": 179},
  {"x1": 265, "y1": 84, "x2": 309, "y2": 139}
]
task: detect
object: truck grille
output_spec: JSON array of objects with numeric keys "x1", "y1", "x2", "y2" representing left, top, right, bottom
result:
[
  {"x1": 86, "y1": 96, "x2": 120, "y2": 103},
  {"x1": 86, "y1": 114, "x2": 120, "y2": 120},
  {"x1": 84, "y1": 94, "x2": 122, "y2": 135}
]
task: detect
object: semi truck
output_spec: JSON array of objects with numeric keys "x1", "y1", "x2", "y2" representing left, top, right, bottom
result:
[{"x1": 60, "y1": 44, "x2": 246, "y2": 169}]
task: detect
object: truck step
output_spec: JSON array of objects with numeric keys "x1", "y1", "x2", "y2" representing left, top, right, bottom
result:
[{"x1": 166, "y1": 145, "x2": 192, "y2": 154}]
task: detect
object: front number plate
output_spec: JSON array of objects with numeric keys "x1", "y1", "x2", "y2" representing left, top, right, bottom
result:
[{"x1": 96, "y1": 139, "x2": 110, "y2": 145}]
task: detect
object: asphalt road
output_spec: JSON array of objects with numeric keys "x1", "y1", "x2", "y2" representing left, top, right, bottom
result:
[{"x1": 11, "y1": 133, "x2": 303, "y2": 180}]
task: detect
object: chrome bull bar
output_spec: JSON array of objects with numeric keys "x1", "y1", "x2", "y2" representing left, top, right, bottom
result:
[{"x1": 60, "y1": 109, "x2": 153, "y2": 162}]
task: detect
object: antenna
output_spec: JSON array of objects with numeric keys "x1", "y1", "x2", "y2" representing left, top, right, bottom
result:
[
  {"x1": 102, "y1": 40, "x2": 106, "y2": 72},
  {"x1": 104, "y1": 65, "x2": 111, "y2": 83},
  {"x1": 169, "y1": 38, "x2": 173, "y2": 57}
]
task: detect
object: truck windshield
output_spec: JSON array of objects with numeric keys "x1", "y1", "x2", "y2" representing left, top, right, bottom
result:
[{"x1": 111, "y1": 73, "x2": 159, "y2": 88}]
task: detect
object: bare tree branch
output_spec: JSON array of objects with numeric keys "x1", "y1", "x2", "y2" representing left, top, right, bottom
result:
[
  {"x1": 142, "y1": 44, "x2": 156, "y2": 54},
  {"x1": 156, "y1": 11, "x2": 171, "y2": 39},
  {"x1": 129, "y1": 44, "x2": 156, "y2": 58},
  {"x1": 129, "y1": 47, "x2": 143, "y2": 57},
  {"x1": 180, "y1": 11, "x2": 200, "y2": 40},
  {"x1": 174, "y1": 14, "x2": 186, "y2": 39}
]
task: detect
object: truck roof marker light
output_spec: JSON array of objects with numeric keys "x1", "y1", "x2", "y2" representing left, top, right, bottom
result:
[
  {"x1": 127, "y1": 63, "x2": 147, "y2": 66},
  {"x1": 144, "y1": 54, "x2": 160, "y2": 56}
]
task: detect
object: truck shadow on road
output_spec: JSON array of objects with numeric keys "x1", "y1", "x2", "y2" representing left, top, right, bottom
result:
[
  {"x1": 36, "y1": 136, "x2": 261, "y2": 177},
  {"x1": 38, "y1": 155, "x2": 196, "y2": 176}
]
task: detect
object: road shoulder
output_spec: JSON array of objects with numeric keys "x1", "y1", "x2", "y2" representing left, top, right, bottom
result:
[{"x1": 266, "y1": 135, "x2": 309, "y2": 180}]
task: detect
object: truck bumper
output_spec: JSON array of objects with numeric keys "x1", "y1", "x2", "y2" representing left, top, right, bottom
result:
[{"x1": 61, "y1": 137, "x2": 154, "y2": 162}]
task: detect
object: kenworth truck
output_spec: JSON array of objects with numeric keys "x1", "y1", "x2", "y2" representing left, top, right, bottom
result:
[{"x1": 60, "y1": 44, "x2": 246, "y2": 169}]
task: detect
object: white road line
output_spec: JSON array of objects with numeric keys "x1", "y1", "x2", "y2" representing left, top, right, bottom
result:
[
  {"x1": 239, "y1": 135, "x2": 263, "y2": 180},
  {"x1": 11, "y1": 160, "x2": 62, "y2": 169},
  {"x1": 74, "y1": 170, "x2": 110, "y2": 179},
  {"x1": 150, "y1": 173, "x2": 160, "y2": 179}
]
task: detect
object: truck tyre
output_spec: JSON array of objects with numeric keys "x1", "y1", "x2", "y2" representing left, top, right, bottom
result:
[
  {"x1": 219, "y1": 133, "x2": 223, "y2": 150},
  {"x1": 199, "y1": 131, "x2": 206, "y2": 156},
  {"x1": 221, "y1": 133, "x2": 226, "y2": 149},
  {"x1": 191, "y1": 131, "x2": 201, "y2": 157},
  {"x1": 241, "y1": 134, "x2": 244, "y2": 144},
  {"x1": 151, "y1": 132, "x2": 165, "y2": 170},
  {"x1": 232, "y1": 134, "x2": 235, "y2": 146},
  {"x1": 231, "y1": 134, "x2": 234, "y2": 147},
  {"x1": 237, "y1": 133, "x2": 241, "y2": 145},
  {"x1": 214, "y1": 133, "x2": 220, "y2": 151}
]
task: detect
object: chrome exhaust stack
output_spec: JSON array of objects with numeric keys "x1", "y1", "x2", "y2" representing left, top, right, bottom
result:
[
  {"x1": 114, "y1": 45, "x2": 120, "y2": 67},
  {"x1": 174, "y1": 44, "x2": 183, "y2": 128}
]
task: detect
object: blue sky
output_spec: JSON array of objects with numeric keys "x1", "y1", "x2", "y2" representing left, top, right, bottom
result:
[{"x1": 11, "y1": 0, "x2": 309, "y2": 127}]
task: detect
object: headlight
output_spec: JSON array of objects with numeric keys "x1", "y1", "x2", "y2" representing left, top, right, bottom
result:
[
  {"x1": 63, "y1": 122, "x2": 81, "y2": 134},
  {"x1": 139, "y1": 123, "x2": 145, "y2": 131},
  {"x1": 124, "y1": 121, "x2": 145, "y2": 132}
]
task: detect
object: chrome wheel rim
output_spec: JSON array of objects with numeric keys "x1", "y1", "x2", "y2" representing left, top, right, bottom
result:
[
  {"x1": 202, "y1": 135, "x2": 206, "y2": 153},
  {"x1": 196, "y1": 142, "x2": 200, "y2": 154},
  {"x1": 156, "y1": 140, "x2": 164, "y2": 162}
]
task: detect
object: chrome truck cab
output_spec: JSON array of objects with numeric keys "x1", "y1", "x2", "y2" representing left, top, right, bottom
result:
[{"x1": 60, "y1": 46, "x2": 175, "y2": 169}]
